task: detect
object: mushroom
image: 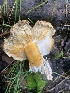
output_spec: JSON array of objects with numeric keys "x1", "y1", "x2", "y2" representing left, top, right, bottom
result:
[{"x1": 3, "y1": 20, "x2": 56, "y2": 80}]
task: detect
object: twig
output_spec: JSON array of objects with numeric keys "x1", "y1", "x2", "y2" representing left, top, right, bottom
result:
[{"x1": 0, "y1": 60, "x2": 14, "y2": 75}]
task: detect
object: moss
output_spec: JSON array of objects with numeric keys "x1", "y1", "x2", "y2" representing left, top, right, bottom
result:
[
  {"x1": 26, "y1": 72, "x2": 48, "y2": 93},
  {"x1": 34, "y1": 73, "x2": 47, "y2": 93},
  {"x1": 26, "y1": 73, "x2": 36, "y2": 90}
]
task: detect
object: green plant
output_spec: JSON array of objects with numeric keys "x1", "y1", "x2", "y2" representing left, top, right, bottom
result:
[
  {"x1": 26, "y1": 73, "x2": 37, "y2": 90},
  {"x1": 26, "y1": 0, "x2": 49, "y2": 14},
  {"x1": 5, "y1": 61, "x2": 26, "y2": 93},
  {"x1": 1, "y1": 0, "x2": 50, "y2": 26},
  {"x1": 26, "y1": 72, "x2": 48, "y2": 93}
]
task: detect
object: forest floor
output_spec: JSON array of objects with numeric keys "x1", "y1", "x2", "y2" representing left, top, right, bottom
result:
[{"x1": 0, "y1": 0, "x2": 70, "y2": 92}]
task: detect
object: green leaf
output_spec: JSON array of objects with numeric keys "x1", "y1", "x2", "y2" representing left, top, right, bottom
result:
[
  {"x1": 26, "y1": 72, "x2": 48, "y2": 93},
  {"x1": 26, "y1": 73, "x2": 36, "y2": 90},
  {"x1": 34, "y1": 73, "x2": 47, "y2": 92}
]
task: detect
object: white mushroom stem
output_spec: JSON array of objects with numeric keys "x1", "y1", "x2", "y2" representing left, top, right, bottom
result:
[
  {"x1": 29, "y1": 58, "x2": 53, "y2": 80},
  {"x1": 24, "y1": 41, "x2": 53, "y2": 80}
]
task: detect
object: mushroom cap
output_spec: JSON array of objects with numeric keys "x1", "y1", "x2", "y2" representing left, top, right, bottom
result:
[
  {"x1": 3, "y1": 20, "x2": 56, "y2": 61},
  {"x1": 33, "y1": 20, "x2": 56, "y2": 56},
  {"x1": 3, "y1": 20, "x2": 33, "y2": 61}
]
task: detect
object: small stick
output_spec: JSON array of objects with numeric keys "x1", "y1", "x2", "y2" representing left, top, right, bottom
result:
[{"x1": 0, "y1": 60, "x2": 14, "y2": 75}]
